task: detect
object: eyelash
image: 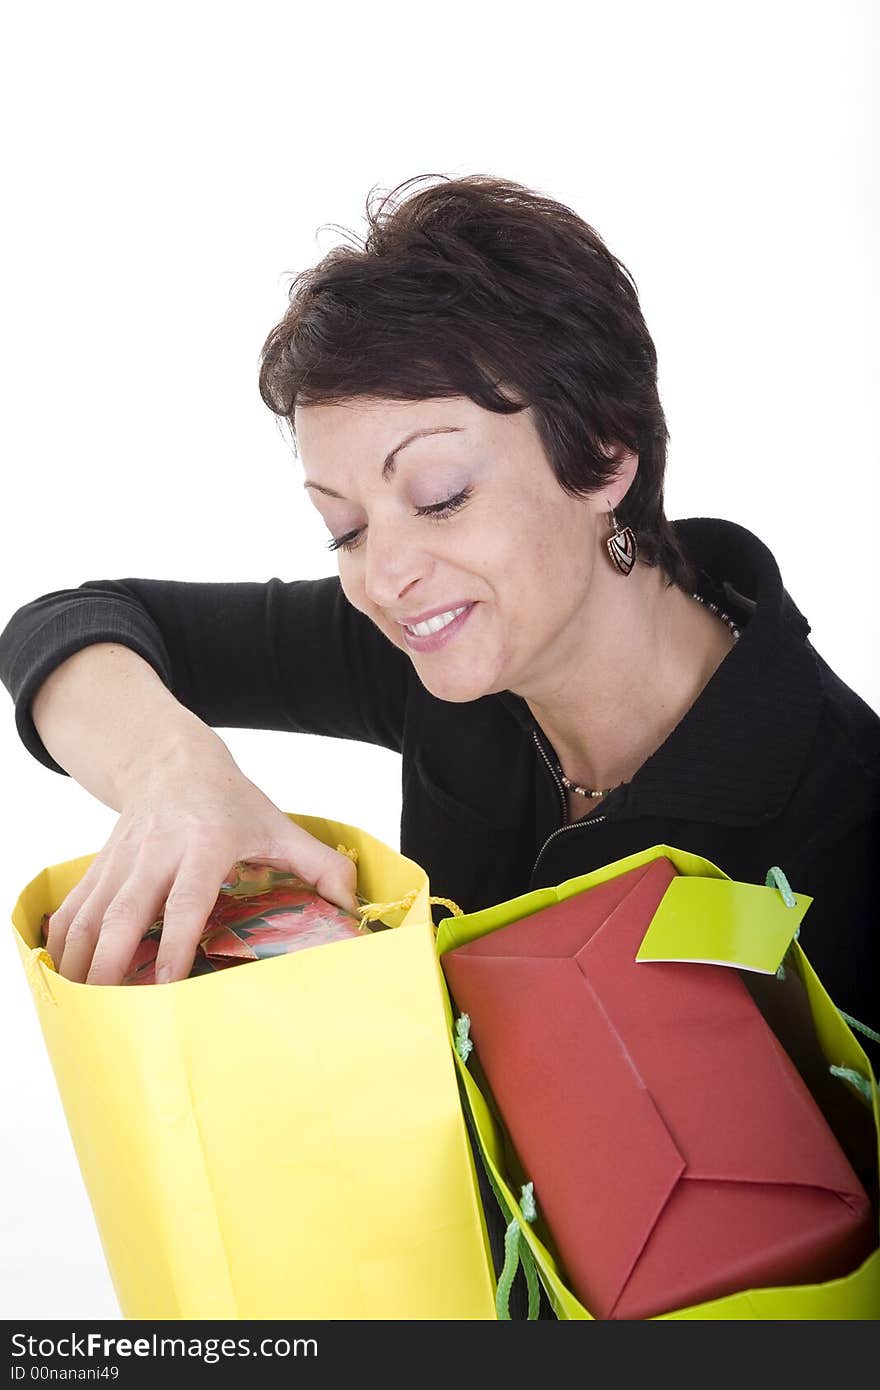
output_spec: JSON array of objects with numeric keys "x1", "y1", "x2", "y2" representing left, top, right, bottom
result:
[{"x1": 326, "y1": 486, "x2": 474, "y2": 554}]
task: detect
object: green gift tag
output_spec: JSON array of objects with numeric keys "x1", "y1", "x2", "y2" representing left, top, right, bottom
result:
[{"x1": 636, "y1": 877, "x2": 812, "y2": 974}]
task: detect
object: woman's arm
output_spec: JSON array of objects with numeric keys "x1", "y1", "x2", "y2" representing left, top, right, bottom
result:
[
  {"x1": 30, "y1": 642, "x2": 225, "y2": 811},
  {"x1": 0, "y1": 573, "x2": 411, "y2": 775},
  {"x1": 0, "y1": 574, "x2": 409, "y2": 983}
]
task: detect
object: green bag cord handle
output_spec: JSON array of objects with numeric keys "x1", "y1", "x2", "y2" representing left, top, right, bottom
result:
[
  {"x1": 496, "y1": 1183, "x2": 541, "y2": 1321},
  {"x1": 454, "y1": 1012, "x2": 473, "y2": 1063},
  {"x1": 837, "y1": 1010, "x2": 880, "y2": 1046},
  {"x1": 454, "y1": 1014, "x2": 542, "y2": 1321},
  {"x1": 765, "y1": 865, "x2": 798, "y2": 979},
  {"x1": 829, "y1": 1065, "x2": 874, "y2": 1102},
  {"x1": 766, "y1": 864, "x2": 797, "y2": 909},
  {"x1": 764, "y1": 867, "x2": 877, "y2": 1099},
  {"x1": 830, "y1": 1013, "x2": 879, "y2": 1103}
]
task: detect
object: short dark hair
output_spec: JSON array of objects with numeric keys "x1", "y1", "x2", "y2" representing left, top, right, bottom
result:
[{"x1": 258, "y1": 173, "x2": 697, "y2": 592}]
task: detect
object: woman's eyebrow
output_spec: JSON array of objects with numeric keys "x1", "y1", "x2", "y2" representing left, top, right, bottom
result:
[{"x1": 303, "y1": 425, "x2": 466, "y2": 498}]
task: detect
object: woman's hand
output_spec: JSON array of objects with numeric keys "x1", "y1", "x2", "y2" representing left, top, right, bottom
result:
[{"x1": 43, "y1": 738, "x2": 360, "y2": 986}]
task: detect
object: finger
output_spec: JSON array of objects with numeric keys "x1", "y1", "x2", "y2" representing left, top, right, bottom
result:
[
  {"x1": 283, "y1": 832, "x2": 360, "y2": 916},
  {"x1": 84, "y1": 864, "x2": 177, "y2": 986},
  {"x1": 153, "y1": 850, "x2": 238, "y2": 984},
  {"x1": 58, "y1": 889, "x2": 111, "y2": 984},
  {"x1": 44, "y1": 856, "x2": 108, "y2": 968}
]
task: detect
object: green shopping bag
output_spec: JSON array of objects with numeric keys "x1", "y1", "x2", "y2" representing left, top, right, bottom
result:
[{"x1": 435, "y1": 843, "x2": 880, "y2": 1320}]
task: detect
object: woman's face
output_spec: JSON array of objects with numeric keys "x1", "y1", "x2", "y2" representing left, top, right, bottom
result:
[{"x1": 294, "y1": 394, "x2": 615, "y2": 704}]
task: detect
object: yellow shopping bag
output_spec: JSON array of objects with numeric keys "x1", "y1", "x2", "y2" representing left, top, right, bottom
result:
[
  {"x1": 11, "y1": 813, "x2": 497, "y2": 1320},
  {"x1": 436, "y1": 843, "x2": 880, "y2": 1320}
]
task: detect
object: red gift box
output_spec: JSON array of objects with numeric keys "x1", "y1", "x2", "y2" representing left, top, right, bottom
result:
[{"x1": 441, "y1": 856, "x2": 875, "y2": 1320}]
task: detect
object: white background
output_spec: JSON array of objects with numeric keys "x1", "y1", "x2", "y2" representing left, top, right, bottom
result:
[{"x1": 0, "y1": 0, "x2": 876, "y2": 1320}]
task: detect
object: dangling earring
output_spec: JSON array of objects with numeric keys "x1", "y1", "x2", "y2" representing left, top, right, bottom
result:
[{"x1": 606, "y1": 504, "x2": 638, "y2": 576}]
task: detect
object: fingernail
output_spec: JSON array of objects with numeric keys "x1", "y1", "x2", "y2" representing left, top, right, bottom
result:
[{"x1": 156, "y1": 964, "x2": 171, "y2": 984}]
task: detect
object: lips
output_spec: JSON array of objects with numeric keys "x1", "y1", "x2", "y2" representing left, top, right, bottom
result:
[
  {"x1": 398, "y1": 602, "x2": 477, "y2": 653},
  {"x1": 395, "y1": 601, "x2": 475, "y2": 631}
]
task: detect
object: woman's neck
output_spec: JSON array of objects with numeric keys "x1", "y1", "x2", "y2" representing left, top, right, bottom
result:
[{"x1": 518, "y1": 562, "x2": 736, "y2": 796}]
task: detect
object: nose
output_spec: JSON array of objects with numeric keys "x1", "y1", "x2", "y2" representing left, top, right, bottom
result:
[{"x1": 362, "y1": 517, "x2": 431, "y2": 612}]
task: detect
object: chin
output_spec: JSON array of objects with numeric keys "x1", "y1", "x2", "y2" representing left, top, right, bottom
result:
[{"x1": 409, "y1": 663, "x2": 495, "y2": 704}]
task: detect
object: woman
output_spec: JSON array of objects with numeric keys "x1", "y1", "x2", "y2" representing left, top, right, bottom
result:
[
  {"x1": 4, "y1": 172, "x2": 880, "y2": 995},
  {"x1": 2, "y1": 172, "x2": 877, "y2": 1028},
  {"x1": 3, "y1": 171, "x2": 877, "y2": 1318}
]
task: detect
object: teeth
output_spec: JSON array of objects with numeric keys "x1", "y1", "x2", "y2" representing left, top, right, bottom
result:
[{"x1": 406, "y1": 605, "x2": 468, "y2": 638}]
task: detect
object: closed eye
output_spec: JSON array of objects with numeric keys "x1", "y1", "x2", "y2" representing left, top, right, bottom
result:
[{"x1": 326, "y1": 485, "x2": 474, "y2": 553}]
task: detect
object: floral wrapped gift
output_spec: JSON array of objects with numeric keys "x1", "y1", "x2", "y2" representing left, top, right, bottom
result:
[{"x1": 40, "y1": 859, "x2": 371, "y2": 985}]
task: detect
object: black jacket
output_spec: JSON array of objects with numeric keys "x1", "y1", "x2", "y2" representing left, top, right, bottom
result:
[
  {"x1": 3, "y1": 514, "x2": 879, "y2": 1318},
  {"x1": 2, "y1": 517, "x2": 878, "y2": 1038}
]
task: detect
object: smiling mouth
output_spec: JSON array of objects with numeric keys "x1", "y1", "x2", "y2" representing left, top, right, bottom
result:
[
  {"x1": 398, "y1": 602, "x2": 477, "y2": 653},
  {"x1": 403, "y1": 605, "x2": 470, "y2": 637}
]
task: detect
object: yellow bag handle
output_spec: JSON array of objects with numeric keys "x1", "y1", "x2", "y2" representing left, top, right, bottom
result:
[{"x1": 336, "y1": 844, "x2": 463, "y2": 929}]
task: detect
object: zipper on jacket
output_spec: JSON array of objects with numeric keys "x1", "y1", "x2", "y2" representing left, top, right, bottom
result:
[{"x1": 530, "y1": 729, "x2": 607, "y2": 882}]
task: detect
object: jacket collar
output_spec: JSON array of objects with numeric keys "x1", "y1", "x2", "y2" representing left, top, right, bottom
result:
[{"x1": 497, "y1": 517, "x2": 823, "y2": 827}]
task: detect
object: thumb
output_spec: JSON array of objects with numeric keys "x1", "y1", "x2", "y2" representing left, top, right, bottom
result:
[{"x1": 274, "y1": 827, "x2": 360, "y2": 918}]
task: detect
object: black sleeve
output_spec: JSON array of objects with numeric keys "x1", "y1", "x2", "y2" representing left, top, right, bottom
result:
[{"x1": 0, "y1": 576, "x2": 411, "y2": 776}]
